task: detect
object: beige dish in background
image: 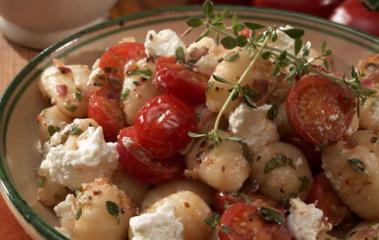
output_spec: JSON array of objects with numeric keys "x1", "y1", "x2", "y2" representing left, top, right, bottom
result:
[
  {"x1": 0, "y1": 5, "x2": 378, "y2": 240},
  {"x1": 0, "y1": 0, "x2": 118, "y2": 49}
]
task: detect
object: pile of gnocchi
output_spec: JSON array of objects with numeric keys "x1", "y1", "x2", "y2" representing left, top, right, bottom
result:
[{"x1": 36, "y1": 24, "x2": 379, "y2": 240}]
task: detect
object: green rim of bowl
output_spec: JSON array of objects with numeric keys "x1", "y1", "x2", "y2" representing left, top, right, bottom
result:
[{"x1": 0, "y1": 5, "x2": 378, "y2": 240}]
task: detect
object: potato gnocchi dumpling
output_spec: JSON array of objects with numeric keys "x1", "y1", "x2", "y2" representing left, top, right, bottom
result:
[
  {"x1": 141, "y1": 178, "x2": 214, "y2": 209},
  {"x1": 197, "y1": 135, "x2": 250, "y2": 192},
  {"x1": 131, "y1": 191, "x2": 212, "y2": 240},
  {"x1": 37, "y1": 173, "x2": 69, "y2": 207},
  {"x1": 206, "y1": 49, "x2": 274, "y2": 115},
  {"x1": 251, "y1": 141, "x2": 313, "y2": 203},
  {"x1": 346, "y1": 221, "x2": 379, "y2": 240},
  {"x1": 55, "y1": 178, "x2": 134, "y2": 240},
  {"x1": 359, "y1": 96, "x2": 379, "y2": 131},
  {"x1": 37, "y1": 105, "x2": 72, "y2": 142},
  {"x1": 323, "y1": 140, "x2": 379, "y2": 220},
  {"x1": 39, "y1": 63, "x2": 92, "y2": 118}
]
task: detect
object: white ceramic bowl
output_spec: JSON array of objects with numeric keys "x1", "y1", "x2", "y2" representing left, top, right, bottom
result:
[
  {"x1": 0, "y1": 0, "x2": 118, "y2": 49},
  {"x1": 0, "y1": 5, "x2": 378, "y2": 240}
]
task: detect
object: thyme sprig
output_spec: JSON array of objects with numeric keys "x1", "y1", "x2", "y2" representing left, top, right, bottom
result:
[{"x1": 186, "y1": 0, "x2": 376, "y2": 144}]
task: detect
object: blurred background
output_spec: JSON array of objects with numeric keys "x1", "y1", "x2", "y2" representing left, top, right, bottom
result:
[{"x1": 111, "y1": 0, "x2": 379, "y2": 37}]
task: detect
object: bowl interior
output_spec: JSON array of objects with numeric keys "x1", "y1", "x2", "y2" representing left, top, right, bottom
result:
[{"x1": 0, "y1": 5, "x2": 378, "y2": 240}]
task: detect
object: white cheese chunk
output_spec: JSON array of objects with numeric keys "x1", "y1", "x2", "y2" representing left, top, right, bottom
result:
[
  {"x1": 287, "y1": 198, "x2": 332, "y2": 240},
  {"x1": 40, "y1": 126, "x2": 118, "y2": 189},
  {"x1": 144, "y1": 29, "x2": 185, "y2": 57},
  {"x1": 267, "y1": 25, "x2": 295, "y2": 55},
  {"x1": 229, "y1": 104, "x2": 279, "y2": 153},
  {"x1": 54, "y1": 194, "x2": 75, "y2": 238},
  {"x1": 129, "y1": 203, "x2": 184, "y2": 240}
]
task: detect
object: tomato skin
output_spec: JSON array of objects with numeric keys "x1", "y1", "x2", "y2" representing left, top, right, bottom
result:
[
  {"x1": 253, "y1": 0, "x2": 342, "y2": 18},
  {"x1": 330, "y1": 0, "x2": 379, "y2": 37},
  {"x1": 219, "y1": 203, "x2": 292, "y2": 240},
  {"x1": 99, "y1": 42, "x2": 146, "y2": 81},
  {"x1": 117, "y1": 127, "x2": 185, "y2": 184},
  {"x1": 308, "y1": 173, "x2": 351, "y2": 226},
  {"x1": 285, "y1": 74, "x2": 355, "y2": 146},
  {"x1": 155, "y1": 57, "x2": 209, "y2": 106},
  {"x1": 135, "y1": 95, "x2": 196, "y2": 158},
  {"x1": 88, "y1": 86, "x2": 126, "y2": 141}
]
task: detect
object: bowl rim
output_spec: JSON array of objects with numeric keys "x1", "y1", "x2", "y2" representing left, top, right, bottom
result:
[{"x1": 0, "y1": 4, "x2": 378, "y2": 240}]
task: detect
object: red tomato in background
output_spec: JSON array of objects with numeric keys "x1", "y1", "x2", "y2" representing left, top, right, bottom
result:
[
  {"x1": 285, "y1": 74, "x2": 355, "y2": 146},
  {"x1": 117, "y1": 127, "x2": 185, "y2": 184},
  {"x1": 88, "y1": 86, "x2": 126, "y2": 141},
  {"x1": 99, "y1": 42, "x2": 146, "y2": 82},
  {"x1": 155, "y1": 57, "x2": 209, "y2": 106},
  {"x1": 330, "y1": 0, "x2": 379, "y2": 37},
  {"x1": 219, "y1": 203, "x2": 292, "y2": 240},
  {"x1": 253, "y1": 0, "x2": 343, "y2": 18},
  {"x1": 308, "y1": 173, "x2": 352, "y2": 226},
  {"x1": 135, "y1": 95, "x2": 196, "y2": 158}
]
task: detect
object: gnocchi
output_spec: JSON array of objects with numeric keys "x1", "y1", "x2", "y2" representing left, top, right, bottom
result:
[{"x1": 251, "y1": 141, "x2": 313, "y2": 203}]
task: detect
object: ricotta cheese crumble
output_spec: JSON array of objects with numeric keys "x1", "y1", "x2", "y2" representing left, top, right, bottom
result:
[
  {"x1": 229, "y1": 104, "x2": 279, "y2": 153},
  {"x1": 287, "y1": 198, "x2": 331, "y2": 240},
  {"x1": 40, "y1": 126, "x2": 118, "y2": 189},
  {"x1": 129, "y1": 203, "x2": 184, "y2": 240},
  {"x1": 144, "y1": 29, "x2": 185, "y2": 57}
]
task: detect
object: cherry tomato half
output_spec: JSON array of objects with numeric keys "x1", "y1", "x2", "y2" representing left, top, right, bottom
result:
[
  {"x1": 99, "y1": 42, "x2": 146, "y2": 81},
  {"x1": 285, "y1": 74, "x2": 355, "y2": 146},
  {"x1": 219, "y1": 203, "x2": 292, "y2": 240},
  {"x1": 330, "y1": 0, "x2": 379, "y2": 37},
  {"x1": 117, "y1": 127, "x2": 185, "y2": 184},
  {"x1": 135, "y1": 95, "x2": 196, "y2": 158},
  {"x1": 308, "y1": 173, "x2": 351, "y2": 226},
  {"x1": 88, "y1": 86, "x2": 126, "y2": 141},
  {"x1": 253, "y1": 0, "x2": 343, "y2": 18},
  {"x1": 155, "y1": 57, "x2": 209, "y2": 106}
]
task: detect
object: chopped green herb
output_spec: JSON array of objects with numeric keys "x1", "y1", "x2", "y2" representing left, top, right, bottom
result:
[
  {"x1": 129, "y1": 69, "x2": 153, "y2": 80},
  {"x1": 294, "y1": 38, "x2": 302, "y2": 56},
  {"x1": 239, "y1": 141, "x2": 252, "y2": 163},
  {"x1": 70, "y1": 124, "x2": 83, "y2": 135},
  {"x1": 36, "y1": 175, "x2": 46, "y2": 188},
  {"x1": 259, "y1": 207, "x2": 285, "y2": 225},
  {"x1": 298, "y1": 176, "x2": 310, "y2": 193},
  {"x1": 74, "y1": 89, "x2": 82, "y2": 101},
  {"x1": 75, "y1": 207, "x2": 82, "y2": 221},
  {"x1": 266, "y1": 104, "x2": 277, "y2": 120},
  {"x1": 202, "y1": 0, "x2": 214, "y2": 17},
  {"x1": 187, "y1": 17, "x2": 203, "y2": 28},
  {"x1": 225, "y1": 52, "x2": 240, "y2": 62},
  {"x1": 204, "y1": 213, "x2": 220, "y2": 229},
  {"x1": 64, "y1": 103, "x2": 77, "y2": 112},
  {"x1": 212, "y1": 75, "x2": 230, "y2": 83},
  {"x1": 221, "y1": 225, "x2": 231, "y2": 233},
  {"x1": 106, "y1": 201, "x2": 120, "y2": 224},
  {"x1": 175, "y1": 47, "x2": 186, "y2": 63},
  {"x1": 221, "y1": 36, "x2": 237, "y2": 49},
  {"x1": 121, "y1": 88, "x2": 130, "y2": 101},
  {"x1": 264, "y1": 153, "x2": 295, "y2": 174},
  {"x1": 347, "y1": 158, "x2": 365, "y2": 173},
  {"x1": 280, "y1": 28, "x2": 304, "y2": 39},
  {"x1": 244, "y1": 22, "x2": 264, "y2": 30},
  {"x1": 47, "y1": 125, "x2": 60, "y2": 137}
]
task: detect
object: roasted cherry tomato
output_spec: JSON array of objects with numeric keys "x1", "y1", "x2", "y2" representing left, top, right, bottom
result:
[
  {"x1": 285, "y1": 74, "x2": 355, "y2": 146},
  {"x1": 219, "y1": 203, "x2": 292, "y2": 240},
  {"x1": 117, "y1": 127, "x2": 185, "y2": 184},
  {"x1": 99, "y1": 42, "x2": 146, "y2": 81},
  {"x1": 135, "y1": 95, "x2": 196, "y2": 158},
  {"x1": 330, "y1": 0, "x2": 379, "y2": 37},
  {"x1": 155, "y1": 56, "x2": 209, "y2": 105},
  {"x1": 253, "y1": 0, "x2": 342, "y2": 18},
  {"x1": 283, "y1": 131, "x2": 322, "y2": 174},
  {"x1": 88, "y1": 86, "x2": 126, "y2": 141},
  {"x1": 308, "y1": 173, "x2": 351, "y2": 226}
]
